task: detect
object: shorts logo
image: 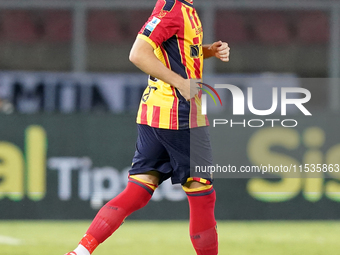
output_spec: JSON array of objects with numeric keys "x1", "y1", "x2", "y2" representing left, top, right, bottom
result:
[{"x1": 145, "y1": 17, "x2": 161, "y2": 32}]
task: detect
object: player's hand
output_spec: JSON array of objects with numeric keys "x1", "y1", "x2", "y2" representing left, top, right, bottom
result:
[
  {"x1": 209, "y1": 41, "x2": 230, "y2": 62},
  {"x1": 177, "y1": 78, "x2": 201, "y2": 101}
]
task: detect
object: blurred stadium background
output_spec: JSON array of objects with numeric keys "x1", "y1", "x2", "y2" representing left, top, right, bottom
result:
[{"x1": 0, "y1": 0, "x2": 340, "y2": 254}]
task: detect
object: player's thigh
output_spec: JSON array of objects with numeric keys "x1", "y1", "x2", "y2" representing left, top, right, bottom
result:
[
  {"x1": 154, "y1": 126, "x2": 213, "y2": 185},
  {"x1": 130, "y1": 171, "x2": 160, "y2": 186},
  {"x1": 129, "y1": 124, "x2": 172, "y2": 184}
]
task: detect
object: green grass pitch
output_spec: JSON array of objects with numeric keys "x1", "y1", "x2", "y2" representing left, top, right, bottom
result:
[{"x1": 0, "y1": 220, "x2": 340, "y2": 255}]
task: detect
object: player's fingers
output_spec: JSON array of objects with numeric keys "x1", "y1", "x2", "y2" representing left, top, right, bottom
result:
[
  {"x1": 219, "y1": 55, "x2": 229, "y2": 60},
  {"x1": 217, "y1": 49, "x2": 230, "y2": 59},
  {"x1": 218, "y1": 45, "x2": 230, "y2": 53},
  {"x1": 215, "y1": 40, "x2": 223, "y2": 46},
  {"x1": 219, "y1": 50, "x2": 230, "y2": 61},
  {"x1": 218, "y1": 47, "x2": 230, "y2": 54},
  {"x1": 217, "y1": 49, "x2": 230, "y2": 58},
  {"x1": 209, "y1": 40, "x2": 223, "y2": 50},
  {"x1": 217, "y1": 42, "x2": 229, "y2": 50},
  {"x1": 220, "y1": 56, "x2": 229, "y2": 62}
]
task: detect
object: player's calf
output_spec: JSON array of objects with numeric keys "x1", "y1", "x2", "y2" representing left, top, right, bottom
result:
[
  {"x1": 65, "y1": 175, "x2": 157, "y2": 255},
  {"x1": 183, "y1": 182, "x2": 218, "y2": 255}
]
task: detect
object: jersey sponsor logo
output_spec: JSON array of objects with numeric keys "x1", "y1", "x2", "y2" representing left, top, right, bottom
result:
[
  {"x1": 145, "y1": 17, "x2": 161, "y2": 32},
  {"x1": 190, "y1": 44, "x2": 200, "y2": 58}
]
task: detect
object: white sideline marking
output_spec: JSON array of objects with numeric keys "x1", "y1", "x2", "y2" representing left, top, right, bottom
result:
[{"x1": 0, "y1": 235, "x2": 22, "y2": 245}]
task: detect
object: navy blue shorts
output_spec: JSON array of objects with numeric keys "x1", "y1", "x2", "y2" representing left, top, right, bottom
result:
[{"x1": 129, "y1": 124, "x2": 213, "y2": 185}]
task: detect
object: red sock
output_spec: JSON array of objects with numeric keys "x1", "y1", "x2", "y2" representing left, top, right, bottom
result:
[
  {"x1": 79, "y1": 177, "x2": 155, "y2": 253},
  {"x1": 186, "y1": 187, "x2": 218, "y2": 255}
]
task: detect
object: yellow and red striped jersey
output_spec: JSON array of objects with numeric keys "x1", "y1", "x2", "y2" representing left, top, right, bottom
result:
[{"x1": 136, "y1": 0, "x2": 209, "y2": 130}]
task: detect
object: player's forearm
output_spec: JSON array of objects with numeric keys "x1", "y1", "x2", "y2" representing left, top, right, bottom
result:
[{"x1": 131, "y1": 52, "x2": 184, "y2": 88}]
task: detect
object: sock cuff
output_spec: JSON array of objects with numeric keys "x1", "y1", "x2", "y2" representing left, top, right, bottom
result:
[
  {"x1": 79, "y1": 233, "x2": 99, "y2": 254},
  {"x1": 186, "y1": 177, "x2": 212, "y2": 185},
  {"x1": 183, "y1": 184, "x2": 213, "y2": 193},
  {"x1": 185, "y1": 186, "x2": 215, "y2": 197},
  {"x1": 128, "y1": 176, "x2": 158, "y2": 194}
]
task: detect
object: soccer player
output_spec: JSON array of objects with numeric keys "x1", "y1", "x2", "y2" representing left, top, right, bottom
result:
[{"x1": 64, "y1": 0, "x2": 229, "y2": 254}]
